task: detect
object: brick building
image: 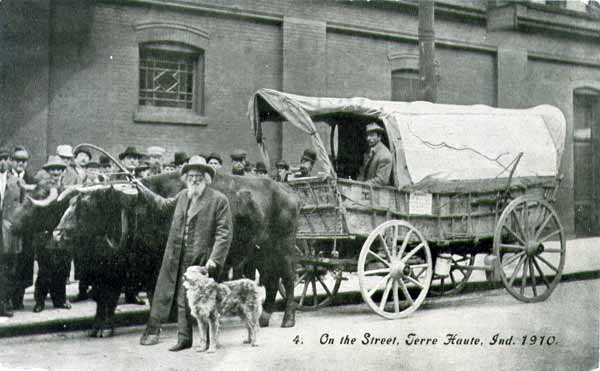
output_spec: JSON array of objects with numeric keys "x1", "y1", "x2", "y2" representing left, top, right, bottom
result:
[{"x1": 1, "y1": 0, "x2": 599, "y2": 237}]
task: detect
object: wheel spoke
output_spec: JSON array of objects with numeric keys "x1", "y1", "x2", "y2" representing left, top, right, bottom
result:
[
  {"x1": 531, "y1": 257, "x2": 551, "y2": 289},
  {"x1": 401, "y1": 242, "x2": 425, "y2": 264},
  {"x1": 404, "y1": 275, "x2": 425, "y2": 289},
  {"x1": 502, "y1": 224, "x2": 526, "y2": 246},
  {"x1": 511, "y1": 209, "x2": 528, "y2": 243},
  {"x1": 368, "y1": 274, "x2": 390, "y2": 298},
  {"x1": 528, "y1": 258, "x2": 537, "y2": 296},
  {"x1": 412, "y1": 266, "x2": 427, "y2": 280},
  {"x1": 398, "y1": 279, "x2": 414, "y2": 305},
  {"x1": 392, "y1": 225, "x2": 399, "y2": 257},
  {"x1": 367, "y1": 250, "x2": 391, "y2": 267},
  {"x1": 541, "y1": 247, "x2": 563, "y2": 254},
  {"x1": 449, "y1": 271, "x2": 457, "y2": 286},
  {"x1": 521, "y1": 203, "x2": 530, "y2": 240},
  {"x1": 398, "y1": 229, "x2": 413, "y2": 258},
  {"x1": 299, "y1": 277, "x2": 310, "y2": 306},
  {"x1": 392, "y1": 279, "x2": 400, "y2": 313},
  {"x1": 376, "y1": 233, "x2": 393, "y2": 261},
  {"x1": 537, "y1": 229, "x2": 561, "y2": 245},
  {"x1": 295, "y1": 271, "x2": 308, "y2": 286},
  {"x1": 533, "y1": 213, "x2": 553, "y2": 241},
  {"x1": 379, "y1": 278, "x2": 393, "y2": 311},
  {"x1": 520, "y1": 257, "x2": 528, "y2": 295},
  {"x1": 502, "y1": 251, "x2": 526, "y2": 268},
  {"x1": 537, "y1": 255, "x2": 559, "y2": 273},
  {"x1": 363, "y1": 268, "x2": 390, "y2": 276},
  {"x1": 311, "y1": 271, "x2": 318, "y2": 307},
  {"x1": 316, "y1": 274, "x2": 332, "y2": 298},
  {"x1": 508, "y1": 255, "x2": 526, "y2": 287}
]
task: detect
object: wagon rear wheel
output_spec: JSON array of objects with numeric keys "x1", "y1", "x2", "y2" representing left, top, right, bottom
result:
[
  {"x1": 493, "y1": 196, "x2": 566, "y2": 302},
  {"x1": 429, "y1": 253, "x2": 475, "y2": 297},
  {"x1": 358, "y1": 220, "x2": 432, "y2": 319}
]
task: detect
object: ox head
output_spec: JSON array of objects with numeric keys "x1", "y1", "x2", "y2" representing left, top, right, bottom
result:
[
  {"x1": 53, "y1": 183, "x2": 140, "y2": 249},
  {"x1": 7, "y1": 180, "x2": 81, "y2": 236}
]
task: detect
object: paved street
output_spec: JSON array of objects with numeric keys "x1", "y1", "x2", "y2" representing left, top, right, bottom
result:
[{"x1": 0, "y1": 279, "x2": 597, "y2": 371}]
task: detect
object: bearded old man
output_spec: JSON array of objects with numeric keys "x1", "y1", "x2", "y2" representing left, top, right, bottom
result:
[{"x1": 136, "y1": 155, "x2": 233, "y2": 351}]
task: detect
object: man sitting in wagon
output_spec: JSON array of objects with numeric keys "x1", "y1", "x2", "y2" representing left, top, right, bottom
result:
[{"x1": 357, "y1": 122, "x2": 393, "y2": 186}]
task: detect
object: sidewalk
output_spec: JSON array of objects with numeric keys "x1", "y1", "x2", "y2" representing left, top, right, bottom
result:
[{"x1": 0, "y1": 237, "x2": 598, "y2": 338}]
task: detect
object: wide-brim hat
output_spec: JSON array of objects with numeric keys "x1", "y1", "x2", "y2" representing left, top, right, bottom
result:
[
  {"x1": 42, "y1": 155, "x2": 67, "y2": 170},
  {"x1": 365, "y1": 122, "x2": 385, "y2": 134},
  {"x1": 74, "y1": 147, "x2": 92, "y2": 160},
  {"x1": 56, "y1": 145, "x2": 74, "y2": 158},
  {"x1": 300, "y1": 148, "x2": 317, "y2": 164},
  {"x1": 230, "y1": 149, "x2": 247, "y2": 161},
  {"x1": 0, "y1": 147, "x2": 10, "y2": 159},
  {"x1": 146, "y1": 146, "x2": 166, "y2": 157},
  {"x1": 118, "y1": 146, "x2": 145, "y2": 160},
  {"x1": 181, "y1": 155, "x2": 216, "y2": 178}
]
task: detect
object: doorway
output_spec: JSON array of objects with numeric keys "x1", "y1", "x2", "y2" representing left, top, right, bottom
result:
[{"x1": 573, "y1": 89, "x2": 600, "y2": 237}]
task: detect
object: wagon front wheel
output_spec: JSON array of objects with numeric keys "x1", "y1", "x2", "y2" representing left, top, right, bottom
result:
[
  {"x1": 493, "y1": 196, "x2": 566, "y2": 302},
  {"x1": 358, "y1": 220, "x2": 432, "y2": 319}
]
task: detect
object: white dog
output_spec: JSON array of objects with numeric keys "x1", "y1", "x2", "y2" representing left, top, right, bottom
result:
[{"x1": 183, "y1": 265, "x2": 261, "y2": 353}]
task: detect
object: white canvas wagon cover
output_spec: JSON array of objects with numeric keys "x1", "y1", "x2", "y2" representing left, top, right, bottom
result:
[{"x1": 249, "y1": 89, "x2": 566, "y2": 187}]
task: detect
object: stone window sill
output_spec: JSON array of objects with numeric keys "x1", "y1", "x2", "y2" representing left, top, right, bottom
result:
[{"x1": 134, "y1": 106, "x2": 207, "y2": 126}]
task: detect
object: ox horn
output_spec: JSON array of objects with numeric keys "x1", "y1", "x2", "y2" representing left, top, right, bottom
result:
[
  {"x1": 57, "y1": 186, "x2": 81, "y2": 203},
  {"x1": 27, "y1": 187, "x2": 59, "y2": 207}
]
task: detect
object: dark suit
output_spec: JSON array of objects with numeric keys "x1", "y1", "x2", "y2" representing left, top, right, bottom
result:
[
  {"x1": 10, "y1": 169, "x2": 36, "y2": 308},
  {"x1": 358, "y1": 142, "x2": 393, "y2": 186},
  {"x1": 143, "y1": 186, "x2": 233, "y2": 344},
  {"x1": 0, "y1": 171, "x2": 22, "y2": 313}
]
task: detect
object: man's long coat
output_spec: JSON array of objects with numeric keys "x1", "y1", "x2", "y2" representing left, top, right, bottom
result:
[
  {"x1": 147, "y1": 187, "x2": 233, "y2": 323},
  {"x1": 358, "y1": 141, "x2": 393, "y2": 186}
]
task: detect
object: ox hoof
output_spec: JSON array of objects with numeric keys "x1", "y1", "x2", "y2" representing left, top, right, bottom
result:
[
  {"x1": 100, "y1": 328, "x2": 114, "y2": 338},
  {"x1": 258, "y1": 311, "x2": 271, "y2": 328},
  {"x1": 140, "y1": 334, "x2": 160, "y2": 346},
  {"x1": 281, "y1": 311, "x2": 295, "y2": 328}
]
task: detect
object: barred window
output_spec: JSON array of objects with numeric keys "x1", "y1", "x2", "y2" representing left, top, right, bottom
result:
[
  {"x1": 391, "y1": 70, "x2": 420, "y2": 102},
  {"x1": 138, "y1": 44, "x2": 204, "y2": 112}
]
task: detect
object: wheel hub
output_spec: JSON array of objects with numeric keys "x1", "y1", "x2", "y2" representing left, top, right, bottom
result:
[
  {"x1": 526, "y1": 241, "x2": 543, "y2": 256},
  {"x1": 390, "y1": 261, "x2": 407, "y2": 279}
]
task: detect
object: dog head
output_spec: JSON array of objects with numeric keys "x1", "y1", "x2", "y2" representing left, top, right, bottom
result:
[{"x1": 183, "y1": 265, "x2": 212, "y2": 290}]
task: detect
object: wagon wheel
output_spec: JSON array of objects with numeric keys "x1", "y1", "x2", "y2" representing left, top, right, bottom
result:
[
  {"x1": 428, "y1": 253, "x2": 475, "y2": 297},
  {"x1": 278, "y1": 243, "x2": 343, "y2": 311},
  {"x1": 358, "y1": 220, "x2": 432, "y2": 319},
  {"x1": 493, "y1": 196, "x2": 566, "y2": 302}
]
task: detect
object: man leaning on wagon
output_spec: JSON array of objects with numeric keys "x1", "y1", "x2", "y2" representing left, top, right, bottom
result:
[
  {"x1": 358, "y1": 122, "x2": 393, "y2": 186},
  {"x1": 136, "y1": 155, "x2": 233, "y2": 351}
]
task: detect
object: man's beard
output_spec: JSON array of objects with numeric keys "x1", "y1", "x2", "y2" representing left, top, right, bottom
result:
[{"x1": 187, "y1": 182, "x2": 205, "y2": 197}]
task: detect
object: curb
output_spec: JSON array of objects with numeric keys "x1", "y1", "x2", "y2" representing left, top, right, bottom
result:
[{"x1": 1, "y1": 270, "x2": 598, "y2": 338}]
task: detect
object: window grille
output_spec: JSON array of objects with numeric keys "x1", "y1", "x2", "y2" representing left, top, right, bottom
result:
[{"x1": 139, "y1": 49, "x2": 195, "y2": 109}]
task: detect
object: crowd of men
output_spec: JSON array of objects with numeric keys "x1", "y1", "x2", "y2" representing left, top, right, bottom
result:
[{"x1": 0, "y1": 121, "x2": 391, "y2": 319}]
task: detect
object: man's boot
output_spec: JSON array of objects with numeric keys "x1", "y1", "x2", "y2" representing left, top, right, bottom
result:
[
  {"x1": 0, "y1": 301, "x2": 13, "y2": 317},
  {"x1": 140, "y1": 318, "x2": 161, "y2": 346}
]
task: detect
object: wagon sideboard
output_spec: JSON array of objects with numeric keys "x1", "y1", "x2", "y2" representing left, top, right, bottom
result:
[{"x1": 289, "y1": 176, "x2": 555, "y2": 244}]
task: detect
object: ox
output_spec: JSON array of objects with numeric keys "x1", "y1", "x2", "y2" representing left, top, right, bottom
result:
[{"x1": 55, "y1": 171, "x2": 299, "y2": 337}]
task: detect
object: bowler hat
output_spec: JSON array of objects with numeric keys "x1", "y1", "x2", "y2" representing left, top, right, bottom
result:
[
  {"x1": 42, "y1": 155, "x2": 67, "y2": 170},
  {"x1": 255, "y1": 161, "x2": 267, "y2": 174},
  {"x1": 99, "y1": 155, "x2": 111, "y2": 168},
  {"x1": 300, "y1": 149, "x2": 317, "y2": 164},
  {"x1": 365, "y1": 122, "x2": 385, "y2": 134},
  {"x1": 118, "y1": 146, "x2": 145, "y2": 160},
  {"x1": 275, "y1": 160, "x2": 289, "y2": 170},
  {"x1": 174, "y1": 152, "x2": 189, "y2": 166},
  {"x1": 181, "y1": 155, "x2": 216, "y2": 178},
  {"x1": 13, "y1": 146, "x2": 29, "y2": 161},
  {"x1": 74, "y1": 147, "x2": 92, "y2": 160},
  {"x1": 56, "y1": 145, "x2": 74, "y2": 158},
  {"x1": 207, "y1": 152, "x2": 222, "y2": 165},
  {"x1": 0, "y1": 148, "x2": 10, "y2": 160},
  {"x1": 230, "y1": 149, "x2": 247, "y2": 161}
]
